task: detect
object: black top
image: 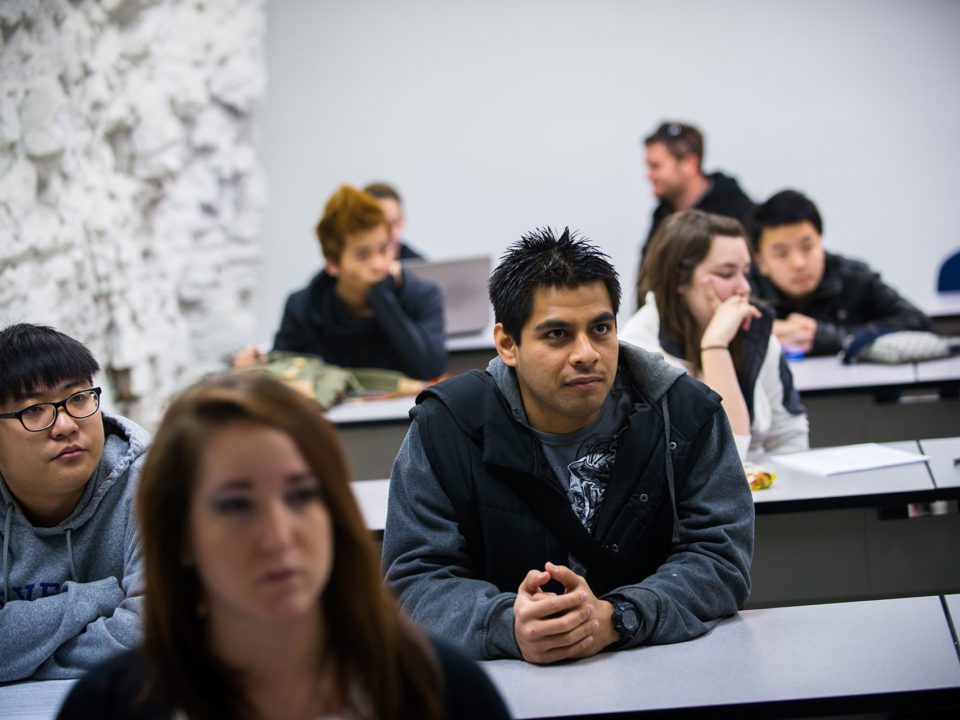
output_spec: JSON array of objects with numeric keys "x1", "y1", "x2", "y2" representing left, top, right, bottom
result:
[
  {"x1": 638, "y1": 172, "x2": 756, "y2": 306},
  {"x1": 57, "y1": 637, "x2": 511, "y2": 720},
  {"x1": 272, "y1": 269, "x2": 446, "y2": 380},
  {"x1": 659, "y1": 304, "x2": 805, "y2": 422},
  {"x1": 751, "y1": 251, "x2": 931, "y2": 355},
  {"x1": 398, "y1": 241, "x2": 424, "y2": 261},
  {"x1": 643, "y1": 171, "x2": 756, "y2": 252}
]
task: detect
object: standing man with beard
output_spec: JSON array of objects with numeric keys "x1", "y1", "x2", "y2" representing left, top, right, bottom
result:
[{"x1": 639, "y1": 122, "x2": 755, "y2": 300}]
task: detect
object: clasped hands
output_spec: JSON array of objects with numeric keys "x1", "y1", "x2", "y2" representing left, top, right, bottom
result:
[{"x1": 513, "y1": 561, "x2": 619, "y2": 664}]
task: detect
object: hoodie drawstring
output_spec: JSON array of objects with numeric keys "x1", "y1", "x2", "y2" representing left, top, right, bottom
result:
[
  {"x1": 660, "y1": 397, "x2": 681, "y2": 544},
  {"x1": 2, "y1": 503, "x2": 12, "y2": 605},
  {"x1": 66, "y1": 528, "x2": 78, "y2": 583}
]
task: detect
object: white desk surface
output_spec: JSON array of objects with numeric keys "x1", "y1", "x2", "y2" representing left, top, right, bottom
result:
[
  {"x1": 787, "y1": 355, "x2": 917, "y2": 392},
  {"x1": 5, "y1": 598, "x2": 955, "y2": 720},
  {"x1": 325, "y1": 395, "x2": 415, "y2": 425},
  {"x1": 351, "y1": 478, "x2": 390, "y2": 531},
  {"x1": 918, "y1": 290, "x2": 960, "y2": 319},
  {"x1": 751, "y1": 441, "x2": 934, "y2": 508},
  {"x1": 0, "y1": 678, "x2": 75, "y2": 720},
  {"x1": 915, "y1": 354, "x2": 960, "y2": 384},
  {"x1": 945, "y1": 594, "x2": 960, "y2": 632},
  {"x1": 481, "y1": 596, "x2": 960, "y2": 718},
  {"x1": 919, "y1": 437, "x2": 960, "y2": 489},
  {"x1": 445, "y1": 324, "x2": 496, "y2": 352}
]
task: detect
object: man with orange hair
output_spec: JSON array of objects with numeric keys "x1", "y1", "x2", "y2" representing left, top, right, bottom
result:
[
  {"x1": 242, "y1": 185, "x2": 446, "y2": 379},
  {"x1": 276, "y1": 184, "x2": 445, "y2": 378}
]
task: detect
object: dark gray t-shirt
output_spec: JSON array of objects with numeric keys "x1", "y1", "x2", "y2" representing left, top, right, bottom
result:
[{"x1": 531, "y1": 376, "x2": 634, "y2": 534}]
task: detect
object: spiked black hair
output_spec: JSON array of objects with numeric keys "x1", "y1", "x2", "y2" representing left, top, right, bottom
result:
[
  {"x1": 489, "y1": 227, "x2": 621, "y2": 342},
  {"x1": 0, "y1": 323, "x2": 100, "y2": 405}
]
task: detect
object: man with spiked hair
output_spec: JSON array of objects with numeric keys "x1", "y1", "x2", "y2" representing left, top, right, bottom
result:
[
  {"x1": 383, "y1": 228, "x2": 754, "y2": 663},
  {"x1": 0, "y1": 323, "x2": 149, "y2": 680}
]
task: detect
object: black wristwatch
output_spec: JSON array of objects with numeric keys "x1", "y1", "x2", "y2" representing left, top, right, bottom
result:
[{"x1": 610, "y1": 597, "x2": 640, "y2": 645}]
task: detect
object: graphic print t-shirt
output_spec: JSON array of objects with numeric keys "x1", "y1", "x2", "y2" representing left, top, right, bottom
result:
[{"x1": 531, "y1": 375, "x2": 633, "y2": 534}]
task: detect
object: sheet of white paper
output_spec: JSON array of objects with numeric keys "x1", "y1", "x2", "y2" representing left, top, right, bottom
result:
[
  {"x1": 769, "y1": 443, "x2": 929, "y2": 476},
  {"x1": 0, "y1": 679, "x2": 77, "y2": 720}
]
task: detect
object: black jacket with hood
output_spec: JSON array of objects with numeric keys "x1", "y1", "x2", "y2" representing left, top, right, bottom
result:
[
  {"x1": 382, "y1": 344, "x2": 755, "y2": 659},
  {"x1": 272, "y1": 269, "x2": 445, "y2": 379},
  {"x1": 752, "y1": 251, "x2": 932, "y2": 356}
]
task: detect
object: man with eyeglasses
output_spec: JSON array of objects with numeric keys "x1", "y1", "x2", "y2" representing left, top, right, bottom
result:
[
  {"x1": 0, "y1": 323, "x2": 149, "y2": 681},
  {"x1": 638, "y1": 122, "x2": 756, "y2": 301}
]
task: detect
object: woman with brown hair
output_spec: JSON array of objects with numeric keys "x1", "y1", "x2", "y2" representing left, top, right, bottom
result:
[
  {"x1": 622, "y1": 209, "x2": 808, "y2": 461},
  {"x1": 58, "y1": 372, "x2": 510, "y2": 720}
]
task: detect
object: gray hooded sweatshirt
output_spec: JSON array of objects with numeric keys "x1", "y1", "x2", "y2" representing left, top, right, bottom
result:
[
  {"x1": 0, "y1": 412, "x2": 149, "y2": 681},
  {"x1": 383, "y1": 343, "x2": 754, "y2": 659}
]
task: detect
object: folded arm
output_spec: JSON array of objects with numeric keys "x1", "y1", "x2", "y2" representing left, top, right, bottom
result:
[
  {"x1": 0, "y1": 508, "x2": 145, "y2": 681},
  {"x1": 367, "y1": 274, "x2": 446, "y2": 379},
  {"x1": 813, "y1": 272, "x2": 931, "y2": 355},
  {"x1": 606, "y1": 410, "x2": 755, "y2": 649},
  {"x1": 382, "y1": 424, "x2": 519, "y2": 659}
]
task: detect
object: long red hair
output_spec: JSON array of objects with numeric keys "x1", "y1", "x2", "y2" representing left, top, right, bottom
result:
[{"x1": 136, "y1": 372, "x2": 443, "y2": 719}]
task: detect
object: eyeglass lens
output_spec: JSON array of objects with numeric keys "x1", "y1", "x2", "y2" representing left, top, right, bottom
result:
[{"x1": 20, "y1": 390, "x2": 100, "y2": 431}]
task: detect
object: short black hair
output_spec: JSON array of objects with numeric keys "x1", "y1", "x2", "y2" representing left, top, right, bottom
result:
[
  {"x1": 489, "y1": 227, "x2": 621, "y2": 342},
  {"x1": 752, "y1": 190, "x2": 823, "y2": 252},
  {"x1": 0, "y1": 323, "x2": 100, "y2": 405}
]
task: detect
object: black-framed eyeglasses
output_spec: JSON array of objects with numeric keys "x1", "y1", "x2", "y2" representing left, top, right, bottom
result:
[{"x1": 0, "y1": 387, "x2": 102, "y2": 432}]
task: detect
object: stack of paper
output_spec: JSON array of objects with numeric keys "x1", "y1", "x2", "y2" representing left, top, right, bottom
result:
[{"x1": 769, "y1": 443, "x2": 928, "y2": 476}]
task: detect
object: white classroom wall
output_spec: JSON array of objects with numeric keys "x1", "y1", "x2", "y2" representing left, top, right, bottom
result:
[{"x1": 257, "y1": 0, "x2": 960, "y2": 339}]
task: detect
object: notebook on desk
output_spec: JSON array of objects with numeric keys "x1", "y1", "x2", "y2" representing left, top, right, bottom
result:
[{"x1": 404, "y1": 256, "x2": 492, "y2": 336}]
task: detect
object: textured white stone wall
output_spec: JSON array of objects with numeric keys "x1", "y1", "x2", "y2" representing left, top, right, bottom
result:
[{"x1": 0, "y1": 0, "x2": 267, "y2": 429}]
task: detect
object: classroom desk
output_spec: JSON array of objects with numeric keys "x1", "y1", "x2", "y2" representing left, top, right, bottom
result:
[
  {"x1": 786, "y1": 355, "x2": 917, "y2": 394},
  {"x1": 325, "y1": 395, "x2": 414, "y2": 425},
  {"x1": 351, "y1": 478, "x2": 390, "y2": 533},
  {"x1": 445, "y1": 324, "x2": 495, "y2": 353},
  {"x1": 916, "y1": 354, "x2": 960, "y2": 385},
  {"x1": 790, "y1": 355, "x2": 958, "y2": 447},
  {"x1": 350, "y1": 442, "x2": 946, "y2": 533},
  {"x1": 750, "y1": 440, "x2": 952, "y2": 514},
  {"x1": 4, "y1": 598, "x2": 956, "y2": 720},
  {"x1": 921, "y1": 289, "x2": 960, "y2": 318},
  {"x1": 920, "y1": 290, "x2": 960, "y2": 334},
  {"x1": 330, "y1": 356, "x2": 957, "y2": 480},
  {"x1": 920, "y1": 437, "x2": 960, "y2": 489},
  {"x1": 0, "y1": 678, "x2": 75, "y2": 720},
  {"x1": 945, "y1": 593, "x2": 960, "y2": 633},
  {"x1": 358, "y1": 442, "x2": 960, "y2": 608},
  {"x1": 481, "y1": 596, "x2": 960, "y2": 718}
]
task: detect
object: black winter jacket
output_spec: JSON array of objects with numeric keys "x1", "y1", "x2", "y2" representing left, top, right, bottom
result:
[
  {"x1": 383, "y1": 346, "x2": 754, "y2": 659},
  {"x1": 752, "y1": 251, "x2": 931, "y2": 356},
  {"x1": 643, "y1": 172, "x2": 756, "y2": 254},
  {"x1": 272, "y1": 269, "x2": 446, "y2": 379}
]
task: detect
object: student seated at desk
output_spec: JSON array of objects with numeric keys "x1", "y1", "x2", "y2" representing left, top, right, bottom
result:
[
  {"x1": 621, "y1": 210, "x2": 809, "y2": 460},
  {"x1": 58, "y1": 373, "x2": 509, "y2": 720},
  {"x1": 751, "y1": 189, "x2": 931, "y2": 356},
  {"x1": 384, "y1": 228, "x2": 754, "y2": 664},
  {"x1": 364, "y1": 180, "x2": 425, "y2": 261},
  {"x1": 235, "y1": 184, "x2": 446, "y2": 380},
  {"x1": 0, "y1": 324, "x2": 149, "y2": 681}
]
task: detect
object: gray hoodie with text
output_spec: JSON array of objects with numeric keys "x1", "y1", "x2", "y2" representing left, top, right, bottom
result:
[{"x1": 0, "y1": 412, "x2": 148, "y2": 681}]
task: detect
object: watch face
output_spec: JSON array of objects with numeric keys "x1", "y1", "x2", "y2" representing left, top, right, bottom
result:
[{"x1": 622, "y1": 608, "x2": 639, "y2": 633}]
